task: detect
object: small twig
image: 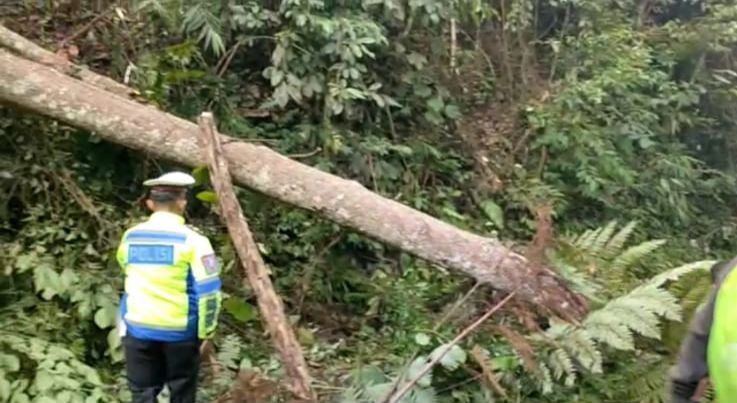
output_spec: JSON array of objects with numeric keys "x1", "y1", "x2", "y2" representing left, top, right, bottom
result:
[
  {"x1": 367, "y1": 155, "x2": 378, "y2": 190},
  {"x1": 216, "y1": 41, "x2": 241, "y2": 78},
  {"x1": 434, "y1": 372, "x2": 482, "y2": 394},
  {"x1": 123, "y1": 63, "x2": 136, "y2": 85},
  {"x1": 222, "y1": 138, "x2": 280, "y2": 145},
  {"x1": 384, "y1": 290, "x2": 518, "y2": 403},
  {"x1": 450, "y1": 17, "x2": 457, "y2": 74},
  {"x1": 287, "y1": 147, "x2": 322, "y2": 159},
  {"x1": 384, "y1": 106, "x2": 397, "y2": 140}
]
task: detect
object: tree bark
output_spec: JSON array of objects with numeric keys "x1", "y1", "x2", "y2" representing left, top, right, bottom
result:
[
  {"x1": 0, "y1": 24, "x2": 133, "y2": 98},
  {"x1": 199, "y1": 112, "x2": 314, "y2": 401},
  {"x1": 0, "y1": 47, "x2": 586, "y2": 319}
]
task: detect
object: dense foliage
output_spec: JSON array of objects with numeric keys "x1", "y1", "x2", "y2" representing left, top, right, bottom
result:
[{"x1": 3, "y1": 0, "x2": 737, "y2": 401}]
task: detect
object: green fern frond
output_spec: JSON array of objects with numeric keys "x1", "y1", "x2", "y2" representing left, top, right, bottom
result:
[
  {"x1": 598, "y1": 292, "x2": 667, "y2": 339},
  {"x1": 548, "y1": 348, "x2": 576, "y2": 386},
  {"x1": 565, "y1": 329, "x2": 603, "y2": 373},
  {"x1": 610, "y1": 239, "x2": 666, "y2": 271},
  {"x1": 582, "y1": 310, "x2": 636, "y2": 350},
  {"x1": 678, "y1": 276, "x2": 712, "y2": 318},
  {"x1": 641, "y1": 260, "x2": 714, "y2": 289},
  {"x1": 536, "y1": 361, "x2": 554, "y2": 395},
  {"x1": 552, "y1": 259, "x2": 604, "y2": 301},
  {"x1": 590, "y1": 220, "x2": 617, "y2": 256},
  {"x1": 182, "y1": 3, "x2": 226, "y2": 56},
  {"x1": 603, "y1": 220, "x2": 637, "y2": 259},
  {"x1": 574, "y1": 226, "x2": 601, "y2": 252},
  {"x1": 216, "y1": 334, "x2": 243, "y2": 370},
  {"x1": 582, "y1": 284, "x2": 682, "y2": 351}
]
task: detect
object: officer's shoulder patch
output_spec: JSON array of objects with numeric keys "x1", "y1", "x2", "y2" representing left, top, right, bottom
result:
[{"x1": 201, "y1": 254, "x2": 218, "y2": 275}]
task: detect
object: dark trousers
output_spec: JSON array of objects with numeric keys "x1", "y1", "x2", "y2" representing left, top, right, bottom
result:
[{"x1": 123, "y1": 336, "x2": 201, "y2": 403}]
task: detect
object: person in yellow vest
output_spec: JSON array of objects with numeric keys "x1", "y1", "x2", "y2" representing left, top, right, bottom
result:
[
  {"x1": 116, "y1": 172, "x2": 222, "y2": 403},
  {"x1": 668, "y1": 259, "x2": 737, "y2": 403}
]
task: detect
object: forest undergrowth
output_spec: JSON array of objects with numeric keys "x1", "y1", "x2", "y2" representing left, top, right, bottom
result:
[{"x1": 3, "y1": 0, "x2": 737, "y2": 402}]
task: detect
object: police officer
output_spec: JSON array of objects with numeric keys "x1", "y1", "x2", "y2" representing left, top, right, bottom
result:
[
  {"x1": 116, "y1": 172, "x2": 222, "y2": 403},
  {"x1": 668, "y1": 258, "x2": 737, "y2": 403}
]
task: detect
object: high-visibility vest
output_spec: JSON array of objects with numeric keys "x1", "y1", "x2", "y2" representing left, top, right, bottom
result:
[
  {"x1": 708, "y1": 264, "x2": 737, "y2": 401},
  {"x1": 116, "y1": 211, "x2": 222, "y2": 341}
]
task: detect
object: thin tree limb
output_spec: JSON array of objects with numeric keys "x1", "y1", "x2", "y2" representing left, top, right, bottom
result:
[
  {"x1": 198, "y1": 112, "x2": 315, "y2": 401},
  {"x1": 384, "y1": 290, "x2": 518, "y2": 403}
]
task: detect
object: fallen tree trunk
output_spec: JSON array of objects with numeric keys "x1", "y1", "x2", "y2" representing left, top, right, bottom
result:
[
  {"x1": 200, "y1": 112, "x2": 314, "y2": 400},
  {"x1": 0, "y1": 25, "x2": 132, "y2": 98},
  {"x1": 0, "y1": 47, "x2": 586, "y2": 319}
]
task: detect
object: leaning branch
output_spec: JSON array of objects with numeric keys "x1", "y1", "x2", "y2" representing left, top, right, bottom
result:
[
  {"x1": 0, "y1": 39, "x2": 586, "y2": 319},
  {"x1": 199, "y1": 112, "x2": 314, "y2": 400},
  {"x1": 384, "y1": 291, "x2": 518, "y2": 403}
]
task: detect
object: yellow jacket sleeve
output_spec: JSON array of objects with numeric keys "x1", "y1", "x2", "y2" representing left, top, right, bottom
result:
[
  {"x1": 188, "y1": 234, "x2": 222, "y2": 339},
  {"x1": 116, "y1": 229, "x2": 130, "y2": 273}
]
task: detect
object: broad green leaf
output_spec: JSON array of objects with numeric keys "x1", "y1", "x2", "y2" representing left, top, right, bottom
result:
[
  {"x1": 196, "y1": 191, "x2": 218, "y2": 204},
  {"x1": 15, "y1": 253, "x2": 36, "y2": 273},
  {"x1": 406, "y1": 52, "x2": 427, "y2": 69},
  {"x1": 444, "y1": 104, "x2": 461, "y2": 119},
  {"x1": 427, "y1": 97, "x2": 444, "y2": 113},
  {"x1": 270, "y1": 69, "x2": 284, "y2": 86},
  {"x1": 365, "y1": 382, "x2": 394, "y2": 401},
  {"x1": 34, "y1": 264, "x2": 60, "y2": 300},
  {"x1": 407, "y1": 356, "x2": 432, "y2": 387},
  {"x1": 84, "y1": 366, "x2": 103, "y2": 386},
  {"x1": 351, "y1": 365, "x2": 387, "y2": 385},
  {"x1": 414, "y1": 84, "x2": 432, "y2": 98},
  {"x1": 414, "y1": 333, "x2": 431, "y2": 346},
  {"x1": 192, "y1": 166, "x2": 209, "y2": 185},
  {"x1": 0, "y1": 353, "x2": 20, "y2": 372},
  {"x1": 430, "y1": 344, "x2": 466, "y2": 371},
  {"x1": 222, "y1": 298, "x2": 257, "y2": 323},
  {"x1": 11, "y1": 391, "x2": 30, "y2": 403},
  {"x1": 491, "y1": 355, "x2": 517, "y2": 370},
  {"x1": 0, "y1": 377, "x2": 9, "y2": 400},
  {"x1": 34, "y1": 371, "x2": 54, "y2": 392},
  {"x1": 407, "y1": 387, "x2": 436, "y2": 403},
  {"x1": 442, "y1": 206, "x2": 467, "y2": 221},
  {"x1": 107, "y1": 328, "x2": 122, "y2": 363},
  {"x1": 480, "y1": 200, "x2": 504, "y2": 229},
  {"x1": 59, "y1": 269, "x2": 78, "y2": 289},
  {"x1": 57, "y1": 390, "x2": 72, "y2": 403},
  {"x1": 93, "y1": 304, "x2": 117, "y2": 329}
]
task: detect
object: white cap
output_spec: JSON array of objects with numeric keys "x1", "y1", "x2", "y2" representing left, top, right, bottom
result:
[{"x1": 143, "y1": 172, "x2": 196, "y2": 187}]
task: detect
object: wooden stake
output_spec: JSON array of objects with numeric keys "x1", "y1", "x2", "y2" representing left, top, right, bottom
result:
[{"x1": 198, "y1": 112, "x2": 315, "y2": 401}]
